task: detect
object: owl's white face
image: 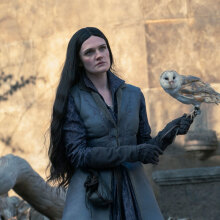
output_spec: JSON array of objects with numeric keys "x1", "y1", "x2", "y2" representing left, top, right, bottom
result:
[{"x1": 160, "y1": 70, "x2": 182, "y2": 90}]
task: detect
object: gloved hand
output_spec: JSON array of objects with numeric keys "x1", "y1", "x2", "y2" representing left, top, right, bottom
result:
[
  {"x1": 176, "y1": 114, "x2": 193, "y2": 135},
  {"x1": 148, "y1": 114, "x2": 194, "y2": 151},
  {"x1": 138, "y1": 144, "x2": 163, "y2": 165}
]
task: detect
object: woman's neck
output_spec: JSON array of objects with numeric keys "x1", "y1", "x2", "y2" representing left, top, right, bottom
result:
[
  {"x1": 86, "y1": 72, "x2": 109, "y2": 91},
  {"x1": 86, "y1": 71, "x2": 113, "y2": 107}
]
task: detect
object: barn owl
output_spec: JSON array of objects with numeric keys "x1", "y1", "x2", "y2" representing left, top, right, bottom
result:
[{"x1": 160, "y1": 70, "x2": 220, "y2": 118}]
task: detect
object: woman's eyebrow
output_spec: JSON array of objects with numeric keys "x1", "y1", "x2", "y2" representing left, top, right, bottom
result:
[
  {"x1": 99, "y1": 43, "x2": 107, "y2": 47},
  {"x1": 83, "y1": 44, "x2": 107, "y2": 52},
  {"x1": 83, "y1": 48, "x2": 94, "y2": 53}
]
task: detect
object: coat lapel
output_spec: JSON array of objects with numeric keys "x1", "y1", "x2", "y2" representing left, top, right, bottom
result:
[
  {"x1": 91, "y1": 91, "x2": 117, "y2": 127},
  {"x1": 115, "y1": 84, "x2": 125, "y2": 125}
]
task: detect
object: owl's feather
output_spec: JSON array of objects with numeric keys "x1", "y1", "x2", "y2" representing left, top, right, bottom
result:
[
  {"x1": 182, "y1": 75, "x2": 201, "y2": 85},
  {"x1": 179, "y1": 76, "x2": 220, "y2": 104}
]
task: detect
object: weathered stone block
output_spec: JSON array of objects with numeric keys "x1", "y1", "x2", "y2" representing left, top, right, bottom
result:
[
  {"x1": 153, "y1": 167, "x2": 220, "y2": 220},
  {"x1": 188, "y1": 0, "x2": 220, "y2": 17},
  {"x1": 140, "y1": 0, "x2": 188, "y2": 20},
  {"x1": 0, "y1": 4, "x2": 21, "y2": 43},
  {"x1": 54, "y1": 0, "x2": 142, "y2": 28},
  {"x1": 109, "y1": 23, "x2": 149, "y2": 88},
  {"x1": 145, "y1": 18, "x2": 220, "y2": 88}
]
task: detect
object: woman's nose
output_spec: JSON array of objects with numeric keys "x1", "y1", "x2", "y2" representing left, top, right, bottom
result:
[{"x1": 95, "y1": 50, "x2": 103, "y2": 59}]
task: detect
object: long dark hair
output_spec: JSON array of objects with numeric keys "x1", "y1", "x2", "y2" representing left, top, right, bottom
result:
[{"x1": 47, "y1": 27, "x2": 114, "y2": 188}]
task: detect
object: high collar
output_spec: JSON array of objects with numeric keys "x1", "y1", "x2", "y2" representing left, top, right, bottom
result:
[{"x1": 82, "y1": 71, "x2": 125, "y2": 95}]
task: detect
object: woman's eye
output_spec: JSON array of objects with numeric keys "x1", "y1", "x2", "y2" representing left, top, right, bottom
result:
[
  {"x1": 99, "y1": 46, "x2": 106, "y2": 51},
  {"x1": 85, "y1": 50, "x2": 93, "y2": 55}
]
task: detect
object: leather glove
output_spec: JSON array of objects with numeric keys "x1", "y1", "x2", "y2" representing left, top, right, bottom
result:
[
  {"x1": 85, "y1": 143, "x2": 163, "y2": 168},
  {"x1": 176, "y1": 114, "x2": 193, "y2": 135},
  {"x1": 148, "y1": 114, "x2": 193, "y2": 151},
  {"x1": 138, "y1": 144, "x2": 163, "y2": 165},
  {"x1": 163, "y1": 114, "x2": 193, "y2": 136}
]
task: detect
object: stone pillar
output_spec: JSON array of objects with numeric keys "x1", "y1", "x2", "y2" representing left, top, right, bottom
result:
[{"x1": 184, "y1": 105, "x2": 218, "y2": 159}]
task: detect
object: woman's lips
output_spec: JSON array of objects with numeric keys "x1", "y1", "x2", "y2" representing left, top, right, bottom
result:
[{"x1": 96, "y1": 62, "x2": 105, "y2": 66}]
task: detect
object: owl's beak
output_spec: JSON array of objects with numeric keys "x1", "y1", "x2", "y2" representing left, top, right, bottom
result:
[{"x1": 169, "y1": 80, "x2": 174, "y2": 85}]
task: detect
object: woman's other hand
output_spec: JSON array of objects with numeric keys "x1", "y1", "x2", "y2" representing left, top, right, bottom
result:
[{"x1": 138, "y1": 144, "x2": 163, "y2": 165}]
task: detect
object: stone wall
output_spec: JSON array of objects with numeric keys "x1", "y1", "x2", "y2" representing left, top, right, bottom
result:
[{"x1": 0, "y1": 0, "x2": 220, "y2": 214}]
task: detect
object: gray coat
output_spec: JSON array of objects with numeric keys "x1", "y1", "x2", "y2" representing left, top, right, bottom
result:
[{"x1": 62, "y1": 80, "x2": 164, "y2": 220}]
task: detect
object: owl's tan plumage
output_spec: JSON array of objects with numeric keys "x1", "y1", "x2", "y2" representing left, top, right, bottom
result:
[
  {"x1": 160, "y1": 70, "x2": 220, "y2": 118},
  {"x1": 178, "y1": 78, "x2": 220, "y2": 104}
]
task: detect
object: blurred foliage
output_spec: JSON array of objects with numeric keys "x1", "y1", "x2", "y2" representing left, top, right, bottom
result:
[{"x1": 0, "y1": 71, "x2": 36, "y2": 102}]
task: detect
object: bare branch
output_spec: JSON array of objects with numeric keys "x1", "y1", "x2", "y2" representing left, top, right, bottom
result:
[{"x1": 0, "y1": 154, "x2": 66, "y2": 220}]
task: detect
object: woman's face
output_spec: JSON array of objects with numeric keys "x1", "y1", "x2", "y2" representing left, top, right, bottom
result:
[{"x1": 79, "y1": 36, "x2": 111, "y2": 76}]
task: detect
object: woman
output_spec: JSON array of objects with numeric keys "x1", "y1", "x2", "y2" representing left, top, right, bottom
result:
[{"x1": 48, "y1": 27, "x2": 193, "y2": 220}]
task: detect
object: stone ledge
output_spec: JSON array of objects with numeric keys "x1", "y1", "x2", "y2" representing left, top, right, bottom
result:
[{"x1": 152, "y1": 166, "x2": 220, "y2": 186}]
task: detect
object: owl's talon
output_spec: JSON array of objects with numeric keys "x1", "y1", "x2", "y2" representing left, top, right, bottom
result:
[
  {"x1": 186, "y1": 107, "x2": 200, "y2": 120},
  {"x1": 186, "y1": 112, "x2": 194, "y2": 120}
]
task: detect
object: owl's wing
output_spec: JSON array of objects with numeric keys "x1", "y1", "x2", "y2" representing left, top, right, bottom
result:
[
  {"x1": 179, "y1": 75, "x2": 220, "y2": 104},
  {"x1": 182, "y1": 75, "x2": 201, "y2": 85}
]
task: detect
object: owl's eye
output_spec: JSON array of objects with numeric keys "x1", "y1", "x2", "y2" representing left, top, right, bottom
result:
[
  {"x1": 173, "y1": 76, "x2": 176, "y2": 80},
  {"x1": 165, "y1": 77, "x2": 168, "y2": 80}
]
